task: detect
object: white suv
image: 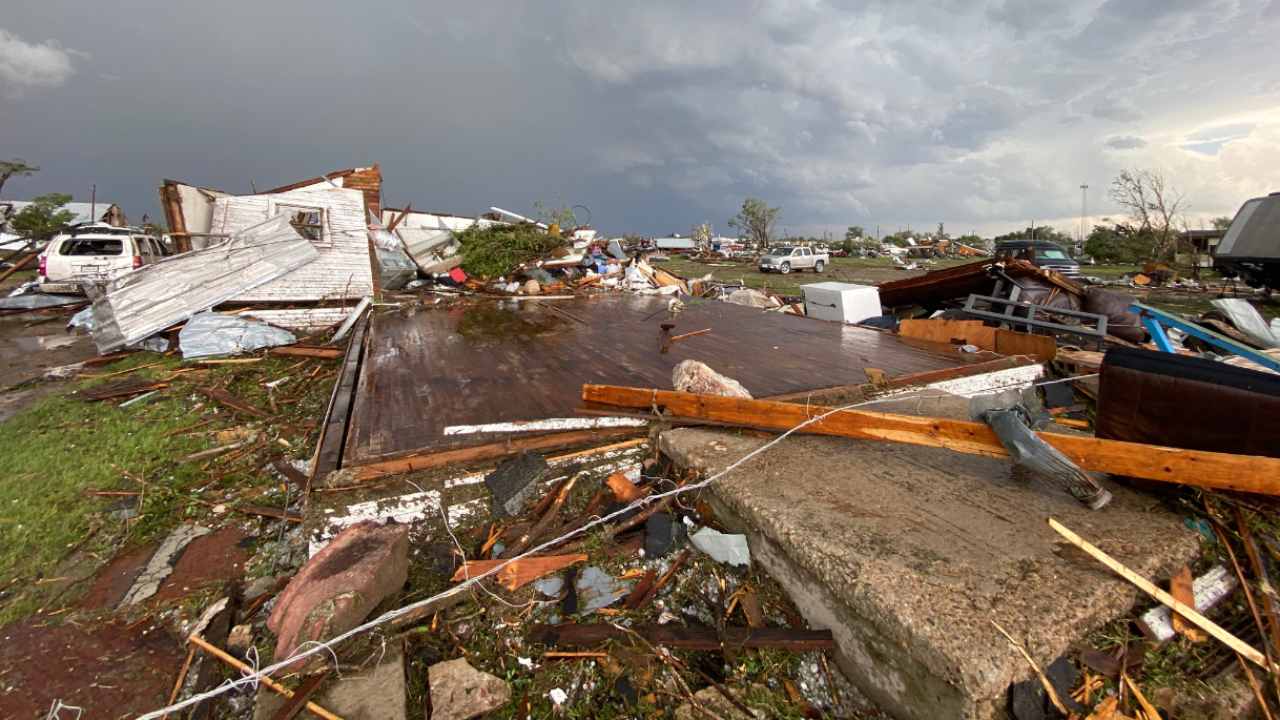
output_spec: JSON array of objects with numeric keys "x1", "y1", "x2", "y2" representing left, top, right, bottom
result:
[{"x1": 39, "y1": 225, "x2": 168, "y2": 294}]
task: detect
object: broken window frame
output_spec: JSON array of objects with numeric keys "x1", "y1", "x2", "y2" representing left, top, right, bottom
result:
[{"x1": 271, "y1": 202, "x2": 329, "y2": 246}]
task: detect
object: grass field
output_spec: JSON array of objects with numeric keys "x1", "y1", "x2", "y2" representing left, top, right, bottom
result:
[{"x1": 0, "y1": 352, "x2": 333, "y2": 622}]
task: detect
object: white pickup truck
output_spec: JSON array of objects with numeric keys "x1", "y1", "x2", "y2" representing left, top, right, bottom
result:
[{"x1": 757, "y1": 245, "x2": 828, "y2": 274}]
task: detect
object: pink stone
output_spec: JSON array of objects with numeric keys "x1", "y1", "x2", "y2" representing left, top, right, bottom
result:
[{"x1": 268, "y1": 522, "x2": 408, "y2": 668}]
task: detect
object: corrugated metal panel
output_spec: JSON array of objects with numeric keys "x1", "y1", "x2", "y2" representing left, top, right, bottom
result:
[
  {"x1": 89, "y1": 214, "x2": 320, "y2": 353},
  {"x1": 211, "y1": 185, "x2": 374, "y2": 301}
]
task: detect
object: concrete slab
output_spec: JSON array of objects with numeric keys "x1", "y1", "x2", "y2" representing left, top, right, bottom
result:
[{"x1": 660, "y1": 428, "x2": 1199, "y2": 720}]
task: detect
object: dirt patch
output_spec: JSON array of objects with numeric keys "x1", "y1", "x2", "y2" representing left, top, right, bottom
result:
[
  {"x1": 153, "y1": 526, "x2": 252, "y2": 603},
  {"x1": 0, "y1": 615, "x2": 184, "y2": 719},
  {"x1": 80, "y1": 542, "x2": 157, "y2": 610}
]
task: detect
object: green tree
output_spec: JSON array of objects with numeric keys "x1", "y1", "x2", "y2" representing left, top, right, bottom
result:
[
  {"x1": 1083, "y1": 222, "x2": 1157, "y2": 264},
  {"x1": 0, "y1": 159, "x2": 38, "y2": 198},
  {"x1": 844, "y1": 225, "x2": 865, "y2": 242},
  {"x1": 727, "y1": 198, "x2": 780, "y2": 250},
  {"x1": 10, "y1": 193, "x2": 74, "y2": 241},
  {"x1": 991, "y1": 225, "x2": 1073, "y2": 246},
  {"x1": 1211, "y1": 216, "x2": 1233, "y2": 231}
]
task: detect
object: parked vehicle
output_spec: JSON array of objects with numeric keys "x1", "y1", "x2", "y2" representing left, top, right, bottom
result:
[
  {"x1": 993, "y1": 239, "x2": 1081, "y2": 278},
  {"x1": 39, "y1": 224, "x2": 168, "y2": 294},
  {"x1": 758, "y1": 246, "x2": 829, "y2": 274},
  {"x1": 1215, "y1": 191, "x2": 1280, "y2": 290}
]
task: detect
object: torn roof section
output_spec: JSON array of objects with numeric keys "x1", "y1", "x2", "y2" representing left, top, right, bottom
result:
[{"x1": 159, "y1": 166, "x2": 381, "y2": 303}]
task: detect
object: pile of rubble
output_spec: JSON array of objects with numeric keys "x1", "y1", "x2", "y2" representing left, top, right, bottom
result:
[{"x1": 4, "y1": 165, "x2": 1280, "y2": 720}]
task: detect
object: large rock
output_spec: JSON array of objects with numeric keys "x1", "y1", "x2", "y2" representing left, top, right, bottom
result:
[
  {"x1": 267, "y1": 522, "x2": 408, "y2": 669},
  {"x1": 428, "y1": 658, "x2": 511, "y2": 720},
  {"x1": 672, "y1": 360, "x2": 752, "y2": 399}
]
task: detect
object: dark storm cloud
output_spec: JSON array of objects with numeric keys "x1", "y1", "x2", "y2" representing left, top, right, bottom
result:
[{"x1": 2, "y1": 0, "x2": 1279, "y2": 236}]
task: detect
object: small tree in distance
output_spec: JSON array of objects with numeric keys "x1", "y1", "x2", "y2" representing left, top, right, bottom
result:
[{"x1": 728, "y1": 198, "x2": 780, "y2": 251}]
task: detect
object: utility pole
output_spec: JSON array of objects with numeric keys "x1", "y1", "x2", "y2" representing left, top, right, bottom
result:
[
  {"x1": 1079, "y1": 183, "x2": 1089, "y2": 248},
  {"x1": 90, "y1": 184, "x2": 96, "y2": 223}
]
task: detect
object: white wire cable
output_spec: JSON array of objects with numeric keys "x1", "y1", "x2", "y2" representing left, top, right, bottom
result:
[{"x1": 137, "y1": 372, "x2": 1096, "y2": 718}]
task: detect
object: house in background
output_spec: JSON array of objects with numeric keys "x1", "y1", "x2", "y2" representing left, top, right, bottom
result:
[
  {"x1": 159, "y1": 166, "x2": 382, "y2": 309},
  {"x1": 1180, "y1": 228, "x2": 1226, "y2": 268}
]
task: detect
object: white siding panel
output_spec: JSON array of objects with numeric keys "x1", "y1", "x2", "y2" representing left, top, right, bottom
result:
[{"x1": 212, "y1": 186, "x2": 374, "y2": 302}]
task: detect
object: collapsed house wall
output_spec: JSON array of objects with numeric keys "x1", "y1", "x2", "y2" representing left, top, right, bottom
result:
[
  {"x1": 209, "y1": 184, "x2": 374, "y2": 302},
  {"x1": 161, "y1": 167, "x2": 383, "y2": 303},
  {"x1": 159, "y1": 181, "x2": 231, "y2": 251}
]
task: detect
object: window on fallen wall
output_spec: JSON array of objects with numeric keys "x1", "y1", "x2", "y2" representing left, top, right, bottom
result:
[{"x1": 273, "y1": 204, "x2": 327, "y2": 244}]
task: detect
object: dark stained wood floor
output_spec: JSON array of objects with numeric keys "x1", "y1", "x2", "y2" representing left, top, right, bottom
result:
[{"x1": 343, "y1": 294, "x2": 975, "y2": 464}]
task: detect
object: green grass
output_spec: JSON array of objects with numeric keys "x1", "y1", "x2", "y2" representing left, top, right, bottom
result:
[{"x1": 0, "y1": 351, "x2": 334, "y2": 623}]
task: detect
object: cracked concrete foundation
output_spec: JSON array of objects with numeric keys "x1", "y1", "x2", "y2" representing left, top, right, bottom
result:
[{"x1": 661, "y1": 427, "x2": 1199, "y2": 720}]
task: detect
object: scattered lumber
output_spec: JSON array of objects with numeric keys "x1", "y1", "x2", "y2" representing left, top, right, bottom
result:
[
  {"x1": 0, "y1": 251, "x2": 38, "y2": 283},
  {"x1": 529, "y1": 623, "x2": 835, "y2": 652},
  {"x1": 196, "y1": 386, "x2": 270, "y2": 419},
  {"x1": 237, "y1": 503, "x2": 303, "y2": 523},
  {"x1": 605, "y1": 471, "x2": 646, "y2": 503},
  {"x1": 581, "y1": 385, "x2": 1280, "y2": 496},
  {"x1": 269, "y1": 672, "x2": 331, "y2": 720},
  {"x1": 82, "y1": 378, "x2": 169, "y2": 402},
  {"x1": 450, "y1": 553, "x2": 587, "y2": 591},
  {"x1": 1048, "y1": 518, "x2": 1274, "y2": 671},
  {"x1": 268, "y1": 345, "x2": 345, "y2": 360},
  {"x1": 899, "y1": 318, "x2": 1057, "y2": 361},
  {"x1": 349, "y1": 428, "x2": 643, "y2": 481},
  {"x1": 188, "y1": 634, "x2": 344, "y2": 720}
]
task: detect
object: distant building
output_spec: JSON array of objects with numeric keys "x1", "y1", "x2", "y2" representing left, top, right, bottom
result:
[{"x1": 1180, "y1": 228, "x2": 1226, "y2": 267}]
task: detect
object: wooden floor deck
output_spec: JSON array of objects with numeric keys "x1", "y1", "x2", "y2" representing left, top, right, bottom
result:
[{"x1": 342, "y1": 294, "x2": 975, "y2": 465}]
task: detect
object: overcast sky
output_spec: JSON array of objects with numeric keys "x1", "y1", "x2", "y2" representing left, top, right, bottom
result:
[{"x1": 3, "y1": 1, "x2": 1280, "y2": 238}]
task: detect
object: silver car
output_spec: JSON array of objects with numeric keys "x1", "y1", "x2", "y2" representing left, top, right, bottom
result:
[{"x1": 758, "y1": 246, "x2": 828, "y2": 274}]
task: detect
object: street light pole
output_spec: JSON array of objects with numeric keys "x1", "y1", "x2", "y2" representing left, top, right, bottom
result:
[{"x1": 1079, "y1": 184, "x2": 1089, "y2": 247}]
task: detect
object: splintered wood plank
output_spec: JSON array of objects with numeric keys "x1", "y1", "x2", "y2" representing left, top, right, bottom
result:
[
  {"x1": 605, "y1": 471, "x2": 646, "y2": 502},
  {"x1": 450, "y1": 554, "x2": 587, "y2": 591},
  {"x1": 581, "y1": 385, "x2": 1280, "y2": 495},
  {"x1": 349, "y1": 428, "x2": 642, "y2": 481}
]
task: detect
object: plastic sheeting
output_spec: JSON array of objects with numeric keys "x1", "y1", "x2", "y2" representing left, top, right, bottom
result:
[
  {"x1": 178, "y1": 312, "x2": 296, "y2": 359},
  {"x1": 983, "y1": 407, "x2": 1112, "y2": 509},
  {"x1": 1210, "y1": 298, "x2": 1279, "y2": 349},
  {"x1": 89, "y1": 214, "x2": 319, "y2": 353}
]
